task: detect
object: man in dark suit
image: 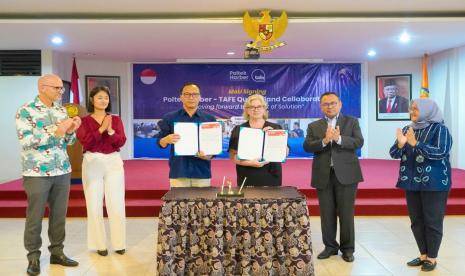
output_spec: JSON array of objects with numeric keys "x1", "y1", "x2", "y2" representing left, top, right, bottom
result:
[
  {"x1": 379, "y1": 79, "x2": 409, "y2": 113},
  {"x1": 303, "y1": 92, "x2": 364, "y2": 262}
]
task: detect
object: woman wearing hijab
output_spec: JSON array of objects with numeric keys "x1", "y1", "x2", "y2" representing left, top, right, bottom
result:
[{"x1": 389, "y1": 98, "x2": 453, "y2": 272}]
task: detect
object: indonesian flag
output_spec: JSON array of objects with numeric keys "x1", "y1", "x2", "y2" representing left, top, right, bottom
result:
[
  {"x1": 420, "y1": 54, "x2": 429, "y2": 98},
  {"x1": 70, "y1": 58, "x2": 81, "y2": 104},
  {"x1": 140, "y1": 68, "x2": 157, "y2": 85}
]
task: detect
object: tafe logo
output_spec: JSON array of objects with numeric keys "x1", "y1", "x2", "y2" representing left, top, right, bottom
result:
[{"x1": 251, "y1": 69, "x2": 265, "y2": 82}]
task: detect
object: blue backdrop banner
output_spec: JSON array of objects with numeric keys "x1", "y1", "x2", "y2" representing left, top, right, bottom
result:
[{"x1": 133, "y1": 63, "x2": 361, "y2": 158}]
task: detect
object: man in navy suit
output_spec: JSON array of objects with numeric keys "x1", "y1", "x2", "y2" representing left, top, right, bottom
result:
[{"x1": 379, "y1": 79, "x2": 409, "y2": 113}]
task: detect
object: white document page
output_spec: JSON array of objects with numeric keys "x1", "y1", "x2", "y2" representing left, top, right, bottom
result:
[
  {"x1": 263, "y1": 130, "x2": 288, "y2": 162},
  {"x1": 199, "y1": 122, "x2": 222, "y2": 155},
  {"x1": 237, "y1": 127, "x2": 264, "y2": 160},
  {"x1": 173, "y1": 122, "x2": 198, "y2": 156}
]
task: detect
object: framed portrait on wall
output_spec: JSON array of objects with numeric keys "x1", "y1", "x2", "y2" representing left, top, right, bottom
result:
[
  {"x1": 376, "y1": 74, "x2": 412, "y2": 121},
  {"x1": 60, "y1": 80, "x2": 71, "y2": 104},
  {"x1": 85, "y1": 75, "x2": 121, "y2": 115}
]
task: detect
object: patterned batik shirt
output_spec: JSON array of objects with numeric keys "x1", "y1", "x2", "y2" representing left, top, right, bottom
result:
[
  {"x1": 15, "y1": 96, "x2": 76, "y2": 177},
  {"x1": 389, "y1": 122, "x2": 453, "y2": 191}
]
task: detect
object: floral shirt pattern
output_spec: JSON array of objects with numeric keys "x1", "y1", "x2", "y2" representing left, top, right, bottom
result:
[
  {"x1": 389, "y1": 123, "x2": 453, "y2": 191},
  {"x1": 15, "y1": 96, "x2": 76, "y2": 176}
]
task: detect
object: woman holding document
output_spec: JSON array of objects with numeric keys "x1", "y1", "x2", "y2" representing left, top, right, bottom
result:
[
  {"x1": 389, "y1": 98, "x2": 452, "y2": 272},
  {"x1": 77, "y1": 86, "x2": 127, "y2": 256},
  {"x1": 228, "y1": 94, "x2": 288, "y2": 187}
]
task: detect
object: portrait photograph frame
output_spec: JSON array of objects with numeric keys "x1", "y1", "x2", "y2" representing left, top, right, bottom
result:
[
  {"x1": 60, "y1": 80, "x2": 71, "y2": 104},
  {"x1": 376, "y1": 74, "x2": 412, "y2": 121},
  {"x1": 85, "y1": 75, "x2": 121, "y2": 115}
]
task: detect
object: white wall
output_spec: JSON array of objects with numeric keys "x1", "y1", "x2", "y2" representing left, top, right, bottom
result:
[
  {"x1": 429, "y1": 47, "x2": 465, "y2": 169},
  {"x1": 457, "y1": 47, "x2": 465, "y2": 169},
  {"x1": 0, "y1": 77, "x2": 39, "y2": 182},
  {"x1": 52, "y1": 51, "x2": 73, "y2": 81},
  {"x1": 366, "y1": 57, "x2": 422, "y2": 159},
  {"x1": 0, "y1": 50, "x2": 55, "y2": 182}
]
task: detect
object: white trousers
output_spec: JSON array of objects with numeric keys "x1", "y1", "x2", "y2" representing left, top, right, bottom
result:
[{"x1": 82, "y1": 152, "x2": 126, "y2": 251}]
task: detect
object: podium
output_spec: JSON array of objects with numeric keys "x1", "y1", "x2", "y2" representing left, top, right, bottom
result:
[{"x1": 64, "y1": 104, "x2": 87, "y2": 182}]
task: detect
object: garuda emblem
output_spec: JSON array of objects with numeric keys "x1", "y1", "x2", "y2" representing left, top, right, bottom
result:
[{"x1": 243, "y1": 10, "x2": 288, "y2": 52}]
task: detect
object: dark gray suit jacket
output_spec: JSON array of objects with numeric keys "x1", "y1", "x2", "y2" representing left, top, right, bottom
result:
[{"x1": 303, "y1": 114, "x2": 364, "y2": 189}]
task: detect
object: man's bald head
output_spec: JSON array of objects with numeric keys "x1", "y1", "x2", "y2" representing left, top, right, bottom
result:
[
  {"x1": 38, "y1": 74, "x2": 63, "y2": 92},
  {"x1": 37, "y1": 74, "x2": 64, "y2": 105}
]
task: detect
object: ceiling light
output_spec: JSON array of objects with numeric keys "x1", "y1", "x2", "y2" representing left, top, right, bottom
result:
[
  {"x1": 367, "y1": 50, "x2": 377, "y2": 57},
  {"x1": 226, "y1": 51, "x2": 235, "y2": 56},
  {"x1": 51, "y1": 36, "x2": 63, "y2": 45},
  {"x1": 399, "y1": 31, "x2": 411, "y2": 44}
]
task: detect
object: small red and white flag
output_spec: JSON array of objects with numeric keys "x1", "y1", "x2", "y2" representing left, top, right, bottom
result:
[
  {"x1": 140, "y1": 68, "x2": 157, "y2": 85},
  {"x1": 70, "y1": 58, "x2": 82, "y2": 104}
]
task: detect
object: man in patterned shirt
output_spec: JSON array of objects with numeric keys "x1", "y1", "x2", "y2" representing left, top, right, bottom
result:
[{"x1": 15, "y1": 74, "x2": 82, "y2": 276}]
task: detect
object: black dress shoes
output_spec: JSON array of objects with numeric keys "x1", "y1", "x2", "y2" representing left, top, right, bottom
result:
[
  {"x1": 342, "y1": 252, "x2": 354, "y2": 262},
  {"x1": 97, "y1": 250, "x2": 108, "y2": 256},
  {"x1": 50, "y1": 254, "x2": 79, "y2": 267},
  {"x1": 407, "y1": 257, "x2": 425, "y2": 266},
  {"x1": 317, "y1": 248, "x2": 338, "y2": 259},
  {"x1": 115, "y1": 249, "x2": 126, "y2": 255},
  {"x1": 27, "y1": 259, "x2": 40, "y2": 276},
  {"x1": 421, "y1": 260, "x2": 437, "y2": 272}
]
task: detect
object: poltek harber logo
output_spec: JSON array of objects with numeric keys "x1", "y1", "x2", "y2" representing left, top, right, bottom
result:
[
  {"x1": 251, "y1": 69, "x2": 265, "y2": 82},
  {"x1": 140, "y1": 68, "x2": 157, "y2": 85},
  {"x1": 229, "y1": 70, "x2": 249, "y2": 81}
]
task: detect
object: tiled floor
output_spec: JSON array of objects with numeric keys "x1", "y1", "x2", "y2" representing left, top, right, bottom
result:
[{"x1": 1, "y1": 216, "x2": 464, "y2": 275}]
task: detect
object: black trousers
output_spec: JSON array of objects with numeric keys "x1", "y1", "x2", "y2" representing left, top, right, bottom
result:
[
  {"x1": 317, "y1": 168, "x2": 358, "y2": 253},
  {"x1": 405, "y1": 190, "x2": 449, "y2": 258}
]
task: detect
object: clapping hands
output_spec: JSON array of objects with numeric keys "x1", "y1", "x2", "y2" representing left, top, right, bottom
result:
[
  {"x1": 396, "y1": 127, "x2": 417, "y2": 148},
  {"x1": 55, "y1": 117, "x2": 81, "y2": 137},
  {"x1": 67, "y1": 117, "x2": 82, "y2": 134},
  {"x1": 98, "y1": 115, "x2": 114, "y2": 135},
  {"x1": 323, "y1": 125, "x2": 341, "y2": 145},
  {"x1": 405, "y1": 127, "x2": 417, "y2": 147}
]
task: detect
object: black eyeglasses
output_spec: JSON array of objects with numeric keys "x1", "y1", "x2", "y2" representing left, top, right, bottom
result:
[
  {"x1": 43, "y1": 85, "x2": 65, "y2": 93},
  {"x1": 182, "y1": 93, "x2": 200, "y2": 98},
  {"x1": 247, "y1": 105, "x2": 264, "y2": 111},
  {"x1": 321, "y1": 101, "x2": 338, "y2": 108}
]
